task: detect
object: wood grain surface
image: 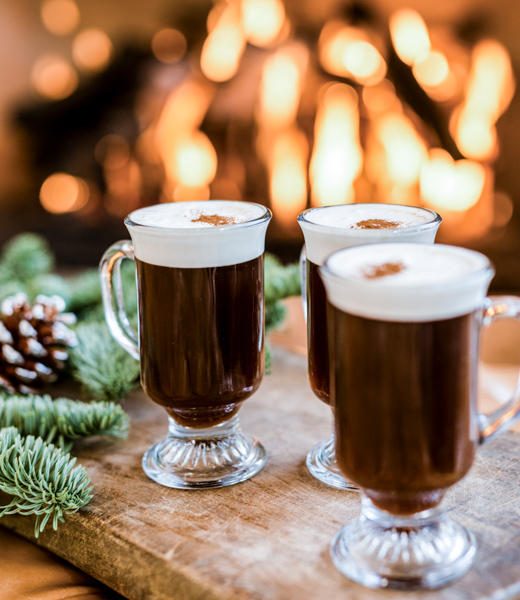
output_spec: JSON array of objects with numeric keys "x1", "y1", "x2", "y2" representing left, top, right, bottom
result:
[{"x1": 2, "y1": 346, "x2": 520, "y2": 600}]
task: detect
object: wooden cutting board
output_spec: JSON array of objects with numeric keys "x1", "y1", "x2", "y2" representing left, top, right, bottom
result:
[{"x1": 2, "y1": 346, "x2": 520, "y2": 600}]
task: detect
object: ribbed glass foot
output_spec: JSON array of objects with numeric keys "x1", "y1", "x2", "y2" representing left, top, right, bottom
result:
[
  {"x1": 306, "y1": 433, "x2": 358, "y2": 491},
  {"x1": 330, "y1": 496, "x2": 477, "y2": 590},
  {"x1": 142, "y1": 414, "x2": 266, "y2": 489}
]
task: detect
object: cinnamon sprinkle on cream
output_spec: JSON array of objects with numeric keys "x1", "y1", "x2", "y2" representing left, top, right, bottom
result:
[
  {"x1": 191, "y1": 214, "x2": 238, "y2": 226},
  {"x1": 352, "y1": 219, "x2": 402, "y2": 229},
  {"x1": 363, "y1": 262, "x2": 405, "y2": 279}
]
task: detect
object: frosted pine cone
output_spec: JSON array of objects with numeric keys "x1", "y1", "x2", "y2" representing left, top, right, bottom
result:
[{"x1": 0, "y1": 293, "x2": 77, "y2": 394}]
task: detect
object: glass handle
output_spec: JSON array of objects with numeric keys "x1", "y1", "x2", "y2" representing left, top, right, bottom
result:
[
  {"x1": 99, "y1": 240, "x2": 139, "y2": 361},
  {"x1": 479, "y1": 296, "x2": 520, "y2": 444},
  {"x1": 299, "y1": 244, "x2": 307, "y2": 323}
]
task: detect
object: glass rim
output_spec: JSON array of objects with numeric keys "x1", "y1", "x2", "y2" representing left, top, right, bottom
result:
[
  {"x1": 320, "y1": 242, "x2": 495, "y2": 291},
  {"x1": 125, "y1": 200, "x2": 272, "y2": 233},
  {"x1": 297, "y1": 203, "x2": 442, "y2": 235}
]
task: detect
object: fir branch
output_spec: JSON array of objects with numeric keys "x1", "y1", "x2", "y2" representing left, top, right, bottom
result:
[
  {"x1": 66, "y1": 268, "x2": 102, "y2": 313},
  {"x1": 0, "y1": 427, "x2": 93, "y2": 537},
  {"x1": 27, "y1": 274, "x2": 71, "y2": 306},
  {"x1": 67, "y1": 262, "x2": 137, "y2": 319},
  {"x1": 266, "y1": 298, "x2": 288, "y2": 333},
  {"x1": 0, "y1": 395, "x2": 129, "y2": 452},
  {"x1": 0, "y1": 234, "x2": 54, "y2": 285},
  {"x1": 264, "y1": 253, "x2": 301, "y2": 306},
  {"x1": 70, "y1": 322, "x2": 140, "y2": 401},
  {"x1": 264, "y1": 254, "x2": 301, "y2": 334}
]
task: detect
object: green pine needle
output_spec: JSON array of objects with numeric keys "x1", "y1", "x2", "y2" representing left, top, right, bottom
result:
[
  {"x1": 264, "y1": 253, "x2": 301, "y2": 305},
  {"x1": 264, "y1": 254, "x2": 301, "y2": 333},
  {"x1": 70, "y1": 322, "x2": 140, "y2": 401},
  {"x1": 0, "y1": 233, "x2": 54, "y2": 285},
  {"x1": 66, "y1": 268, "x2": 102, "y2": 313},
  {"x1": 0, "y1": 395, "x2": 129, "y2": 452},
  {"x1": 0, "y1": 427, "x2": 93, "y2": 537}
]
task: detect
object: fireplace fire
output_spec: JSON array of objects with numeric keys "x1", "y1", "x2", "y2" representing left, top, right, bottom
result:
[
  {"x1": 134, "y1": 2, "x2": 515, "y2": 245},
  {"x1": 2, "y1": 0, "x2": 518, "y2": 276}
]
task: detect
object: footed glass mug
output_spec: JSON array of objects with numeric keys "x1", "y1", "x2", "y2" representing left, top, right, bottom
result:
[
  {"x1": 321, "y1": 242, "x2": 520, "y2": 589},
  {"x1": 100, "y1": 200, "x2": 271, "y2": 489},
  {"x1": 297, "y1": 204, "x2": 441, "y2": 489}
]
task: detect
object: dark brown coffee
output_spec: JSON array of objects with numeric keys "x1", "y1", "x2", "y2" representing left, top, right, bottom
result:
[
  {"x1": 331, "y1": 307, "x2": 478, "y2": 515},
  {"x1": 307, "y1": 259, "x2": 332, "y2": 405},
  {"x1": 136, "y1": 256, "x2": 264, "y2": 429}
]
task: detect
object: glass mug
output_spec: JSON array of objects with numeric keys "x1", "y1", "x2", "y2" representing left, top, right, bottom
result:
[
  {"x1": 297, "y1": 204, "x2": 441, "y2": 489},
  {"x1": 100, "y1": 200, "x2": 272, "y2": 489},
  {"x1": 320, "y1": 242, "x2": 520, "y2": 589}
]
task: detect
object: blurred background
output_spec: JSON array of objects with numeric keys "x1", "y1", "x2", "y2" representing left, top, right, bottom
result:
[{"x1": 0, "y1": 0, "x2": 518, "y2": 288}]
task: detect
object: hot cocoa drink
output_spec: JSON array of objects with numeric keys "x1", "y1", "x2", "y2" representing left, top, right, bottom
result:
[
  {"x1": 101, "y1": 200, "x2": 271, "y2": 488},
  {"x1": 127, "y1": 200, "x2": 268, "y2": 429},
  {"x1": 321, "y1": 243, "x2": 493, "y2": 515},
  {"x1": 300, "y1": 204, "x2": 441, "y2": 406},
  {"x1": 137, "y1": 256, "x2": 263, "y2": 428},
  {"x1": 331, "y1": 308, "x2": 477, "y2": 514}
]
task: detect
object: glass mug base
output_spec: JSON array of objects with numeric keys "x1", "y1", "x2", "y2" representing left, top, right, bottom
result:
[
  {"x1": 142, "y1": 415, "x2": 267, "y2": 489},
  {"x1": 330, "y1": 496, "x2": 477, "y2": 590},
  {"x1": 306, "y1": 434, "x2": 358, "y2": 491}
]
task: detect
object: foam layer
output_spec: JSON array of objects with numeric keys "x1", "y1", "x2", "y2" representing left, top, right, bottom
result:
[
  {"x1": 321, "y1": 243, "x2": 494, "y2": 322},
  {"x1": 304, "y1": 204, "x2": 433, "y2": 229},
  {"x1": 128, "y1": 200, "x2": 266, "y2": 229},
  {"x1": 298, "y1": 204, "x2": 441, "y2": 265},
  {"x1": 125, "y1": 201, "x2": 271, "y2": 268}
]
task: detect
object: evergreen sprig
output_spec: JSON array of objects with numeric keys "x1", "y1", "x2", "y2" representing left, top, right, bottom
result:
[
  {"x1": 264, "y1": 254, "x2": 301, "y2": 332},
  {"x1": 0, "y1": 395, "x2": 129, "y2": 452},
  {"x1": 0, "y1": 234, "x2": 54, "y2": 285},
  {"x1": 0, "y1": 427, "x2": 93, "y2": 537},
  {"x1": 0, "y1": 234, "x2": 56, "y2": 303},
  {"x1": 0, "y1": 234, "x2": 300, "y2": 397},
  {"x1": 70, "y1": 322, "x2": 140, "y2": 401}
]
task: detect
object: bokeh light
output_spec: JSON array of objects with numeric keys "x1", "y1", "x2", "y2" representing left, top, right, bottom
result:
[
  {"x1": 151, "y1": 29, "x2": 187, "y2": 64},
  {"x1": 39, "y1": 173, "x2": 90, "y2": 213},
  {"x1": 72, "y1": 29, "x2": 112, "y2": 72},
  {"x1": 241, "y1": 0, "x2": 286, "y2": 47},
  {"x1": 31, "y1": 54, "x2": 78, "y2": 100},
  {"x1": 40, "y1": 0, "x2": 80, "y2": 36},
  {"x1": 390, "y1": 10, "x2": 430, "y2": 66}
]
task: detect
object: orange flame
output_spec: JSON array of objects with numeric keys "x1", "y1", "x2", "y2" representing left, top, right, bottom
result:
[
  {"x1": 268, "y1": 129, "x2": 308, "y2": 227},
  {"x1": 154, "y1": 79, "x2": 217, "y2": 199},
  {"x1": 375, "y1": 112, "x2": 428, "y2": 186},
  {"x1": 390, "y1": 10, "x2": 430, "y2": 66},
  {"x1": 241, "y1": 0, "x2": 286, "y2": 47},
  {"x1": 420, "y1": 149, "x2": 486, "y2": 212},
  {"x1": 257, "y1": 44, "x2": 308, "y2": 129},
  {"x1": 452, "y1": 40, "x2": 515, "y2": 161},
  {"x1": 201, "y1": 2, "x2": 246, "y2": 82},
  {"x1": 413, "y1": 51, "x2": 449, "y2": 88},
  {"x1": 255, "y1": 43, "x2": 308, "y2": 227},
  {"x1": 310, "y1": 83, "x2": 362, "y2": 206},
  {"x1": 319, "y1": 22, "x2": 386, "y2": 86}
]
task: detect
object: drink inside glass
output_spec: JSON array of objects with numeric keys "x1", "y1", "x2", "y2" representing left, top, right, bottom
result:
[
  {"x1": 298, "y1": 204, "x2": 441, "y2": 489},
  {"x1": 321, "y1": 242, "x2": 520, "y2": 589},
  {"x1": 100, "y1": 200, "x2": 271, "y2": 489}
]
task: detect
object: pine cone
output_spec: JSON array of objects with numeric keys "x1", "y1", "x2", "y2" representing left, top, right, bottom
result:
[{"x1": 0, "y1": 293, "x2": 77, "y2": 394}]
